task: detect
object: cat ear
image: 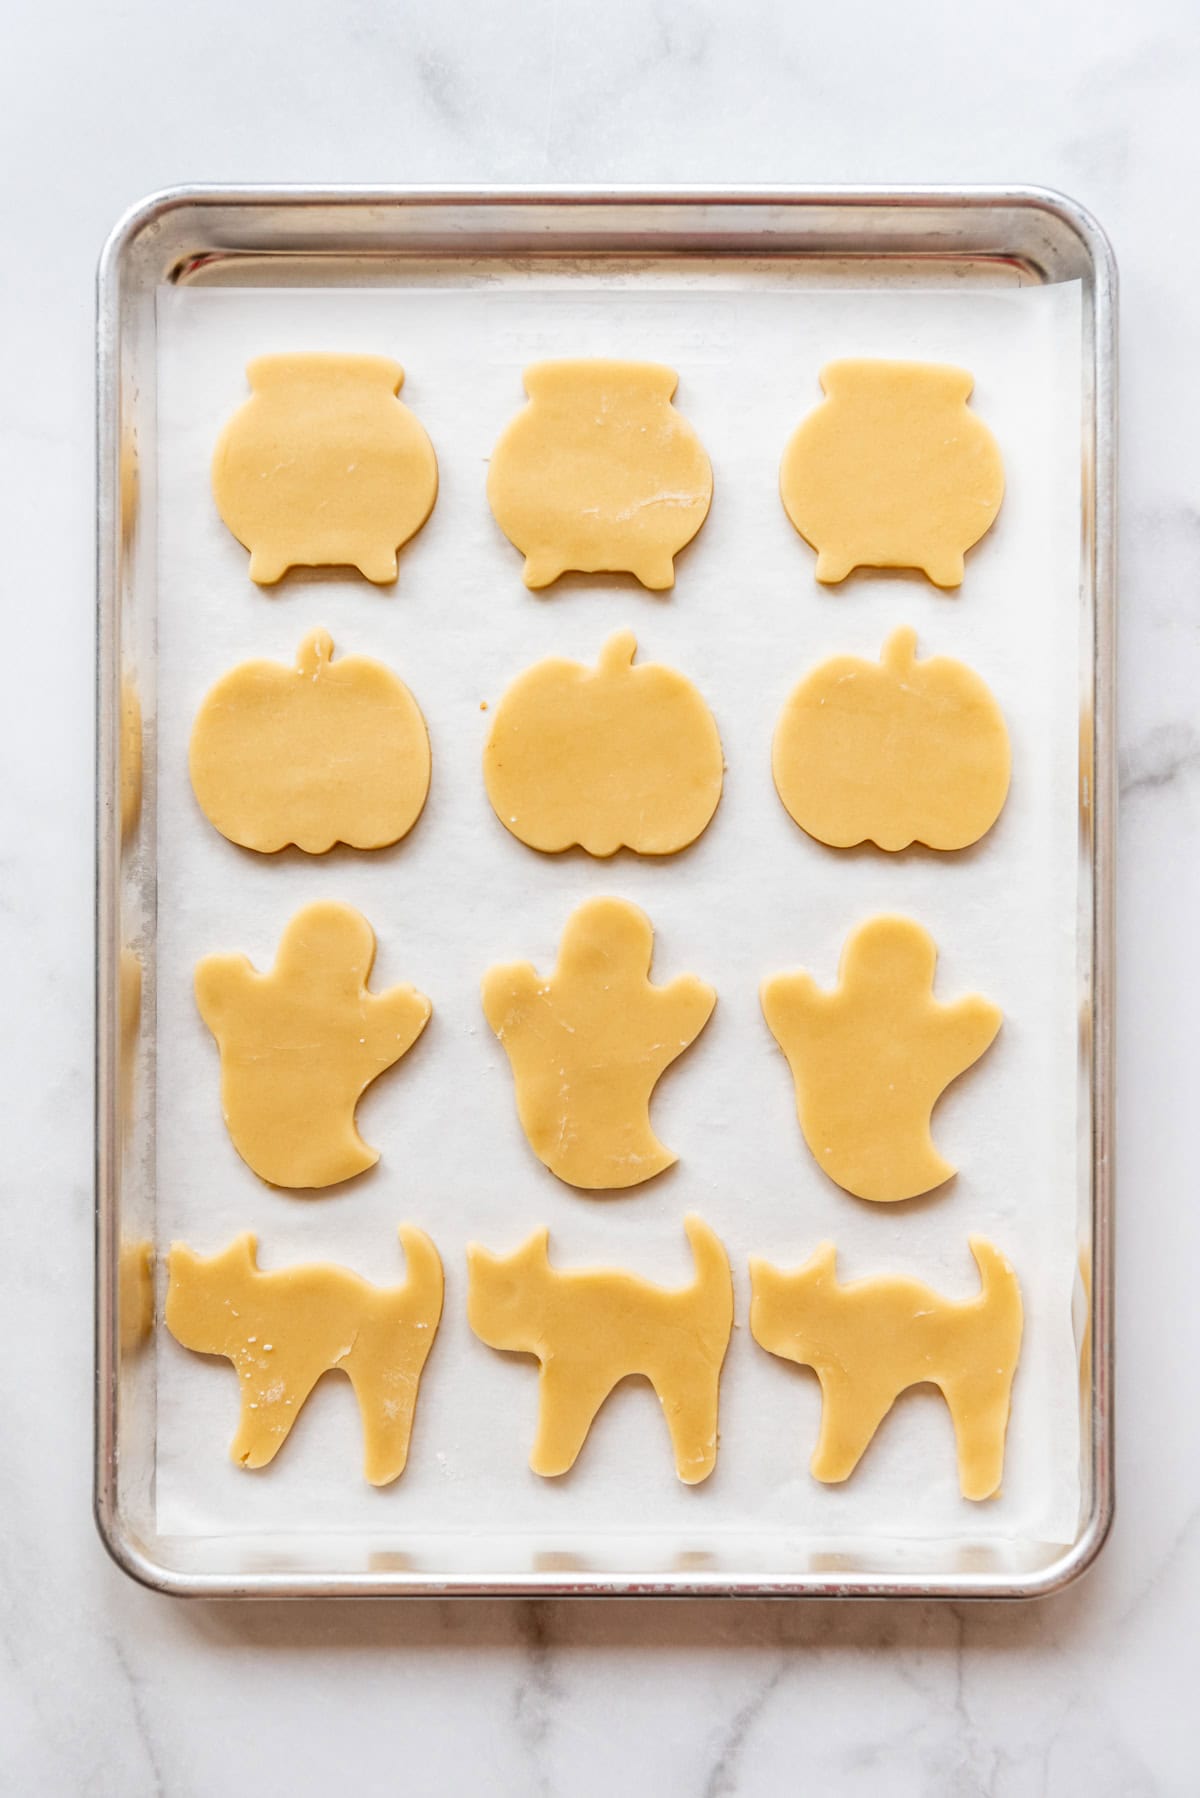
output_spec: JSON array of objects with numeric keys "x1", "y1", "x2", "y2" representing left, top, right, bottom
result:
[
  {"x1": 748, "y1": 1254, "x2": 780, "y2": 1297},
  {"x1": 168, "y1": 1241, "x2": 201, "y2": 1280},
  {"x1": 516, "y1": 1228, "x2": 550, "y2": 1268},
  {"x1": 214, "y1": 1232, "x2": 258, "y2": 1275},
  {"x1": 802, "y1": 1241, "x2": 838, "y2": 1280},
  {"x1": 168, "y1": 1236, "x2": 255, "y2": 1294}
]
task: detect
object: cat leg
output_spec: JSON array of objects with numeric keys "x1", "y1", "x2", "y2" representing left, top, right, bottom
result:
[
  {"x1": 530, "y1": 1363, "x2": 613, "y2": 1476},
  {"x1": 345, "y1": 1356, "x2": 422, "y2": 1486},
  {"x1": 229, "y1": 1357, "x2": 325, "y2": 1469},
  {"x1": 945, "y1": 1377, "x2": 1011, "y2": 1501},
  {"x1": 809, "y1": 1373, "x2": 898, "y2": 1483},
  {"x1": 659, "y1": 1371, "x2": 721, "y2": 1485}
]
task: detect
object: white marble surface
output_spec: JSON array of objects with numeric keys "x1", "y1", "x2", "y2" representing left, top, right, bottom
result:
[{"x1": 0, "y1": 0, "x2": 1196, "y2": 1791}]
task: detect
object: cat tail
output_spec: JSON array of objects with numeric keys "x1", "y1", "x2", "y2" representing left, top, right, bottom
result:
[
  {"x1": 969, "y1": 1238, "x2": 1021, "y2": 1318},
  {"x1": 684, "y1": 1215, "x2": 734, "y2": 1343},
  {"x1": 397, "y1": 1225, "x2": 445, "y2": 1328}
]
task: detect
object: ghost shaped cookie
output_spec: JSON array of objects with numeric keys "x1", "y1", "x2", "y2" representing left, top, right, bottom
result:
[
  {"x1": 482, "y1": 897, "x2": 715, "y2": 1190},
  {"x1": 779, "y1": 359, "x2": 1004, "y2": 588},
  {"x1": 484, "y1": 630, "x2": 723, "y2": 856},
  {"x1": 189, "y1": 629, "x2": 431, "y2": 854},
  {"x1": 772, "y1": 626, "x2": 1011, "y2": 851},
  {"x1": 212, "y1": 353, "x2": 438, "y2": 584},
  {"x1": 486, "y1": 360, "x2": 713, "y2": 590},
  {"x1": 761, "y1": 915, "x2": 1001, "y2": 1202},
  {"x1": 195, "y1": 901, "x2": 431, "y2": 1190}
]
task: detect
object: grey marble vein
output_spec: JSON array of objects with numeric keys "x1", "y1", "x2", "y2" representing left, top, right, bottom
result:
[
  {"x1": 106, "y1": 1634, "x2": 170, "y2": 1798},
  {"x1": 513, "y1": 1601, "x2": 562, "y2": 1797},
  {"x1": 1120, "y1": 721, "x2": 1200, "y2": 798},
  {"x1": 701, "y1": 1656, "x2": 786, "y2": 1798}
]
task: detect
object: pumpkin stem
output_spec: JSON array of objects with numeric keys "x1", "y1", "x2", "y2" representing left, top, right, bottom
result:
[
  {"x1": 297, "y1": 629, "x2": 335, "y2": 678},
  {"x1": 599, "y1": 630, "x2": 639, "y2": 673},
  {"x1": 882, "y1": 625, "x2": 919, "y2": 674}
]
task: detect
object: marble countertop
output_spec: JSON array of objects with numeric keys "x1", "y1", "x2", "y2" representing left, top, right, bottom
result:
[{"x1": 2, "y1": 0, "x2": 1197, "y2": 1791}]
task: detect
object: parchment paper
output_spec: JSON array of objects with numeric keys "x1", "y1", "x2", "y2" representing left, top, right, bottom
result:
[{"x1": 153, "y1": 271, "x2": 1083, "y2": 1558}]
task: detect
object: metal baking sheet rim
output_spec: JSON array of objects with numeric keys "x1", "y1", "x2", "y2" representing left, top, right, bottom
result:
[{"x1": 95, "y1": 184, "x2": 1117, "y2": 1600}]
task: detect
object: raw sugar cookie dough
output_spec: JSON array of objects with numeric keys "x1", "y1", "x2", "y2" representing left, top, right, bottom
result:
[
  {"x1": 119, "y1": 676, "x2": 142, "y2": 842},
  {"x1": 484, "y1": 630, "x2": 723, "y2": 855},
  {"x1": 166, "y1": 1227, "x2": 443, "y2": 1485},
  {"x1": 189, "y1": 629, "x2": 430, "y2": 854},
  {"x1": 749, "y1": 1238, "x2": 1023, "y2": 1500},
  {"x1": 195, "y1": 901, "x2": 431, "y2": 1190},
  {"x1": 118, "y1": 1239, "x2": 154, "y2": 1356},
  {"x1": 761, "y1": 914, "x2": 1002, "y2": 1202},
  {"x1": 482, "y1": 896, "x2": 716, "y2": 1190},
  {"x1": 468, "y1": 1215, "x2": 733, "y2": 1483},
  {"x1": 487, "y1": 359, "x2": 713, "y2": 590},
  {"x1": 772, "y1": 626, "x2": 1011, "y2": 851},
  {"x1": 780, "y1": 359, "x2": 1004, "y2": 588},
  {"x1": 212, "y1": 352, "x2": 438, "y2": 584}
]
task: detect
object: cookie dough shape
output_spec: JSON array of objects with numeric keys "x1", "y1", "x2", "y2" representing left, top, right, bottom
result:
[
  {"x1": 195, "y1": 901, "x2": 431, "y2": 1190},
  {"x1": 749, "y1": 1238, "x2": 1023, "y2": 1500},
  {"x1": 486, "y1": 360, "x2": 713, "y2": 590},
  {"x1": 482, "y1": 897, "x2": 715, "y2": 1191},
  {"x1": 468, "y1": 1215, "x2": 733, "y2": 1483},
  {"x1": 772, "y1": 626, "x2": 1011, "y2": 851},
  {"x1": 119, "y1": 1239, "x2": 154, "y2": 1356},
  {"x1": 189, "y1": 629, "x2": 431, "y2": 854},
  {"x1": 761, "y1": 915, "x2": 1001, "y2": 1202},
  {"x1": 484, "y1": 630, "x2": 723, "y2": 856},
  {"x1": 212, "y1": 353, "x2": 438, "y2": 584},
  {"x1": 779, "y1": 359, "x2": 1004, "y2": 588},
  {"x1": 120, "y1": 676, "x2": 142, "y2": 843},
  {"x1": 166, "y1": 1227, "x2": 443, "y2": 1485}
]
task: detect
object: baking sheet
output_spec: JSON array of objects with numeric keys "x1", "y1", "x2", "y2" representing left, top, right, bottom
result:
[{"x1": 152, "y1": 272, "x2": 1083, "y2": 1557}]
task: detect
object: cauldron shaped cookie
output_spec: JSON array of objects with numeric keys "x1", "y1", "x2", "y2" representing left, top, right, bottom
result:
[
  {"x1": 486, "y1": 360, "x2": 713, "y2": 590},
  {"x1": 779, "y1": 359, "x2": 1004, "y2": 589},
  {"x1": 212, "y1": 353, "x2": 438, "y2": 585}
]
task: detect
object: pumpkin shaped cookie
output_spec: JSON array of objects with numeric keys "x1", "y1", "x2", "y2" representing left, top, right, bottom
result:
[
  {"x1": 212, "y1": 353, "x2": 438, "y2": 584},
  {"x1": 486, "y1": 360, "x2": 713, "y2": 590},
  {"x1": 484, "y1": 630, "x2": 723, "y2": 856},
  {"x1": 189, "y1": 629, "x2": 430, "y2": 854},
  {"x1": 772, "y1": 626, "x2": 1010, "y2": 851},
  {"x1": 780, "y1": 359, "x2": 1004, "y2": 588}
]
